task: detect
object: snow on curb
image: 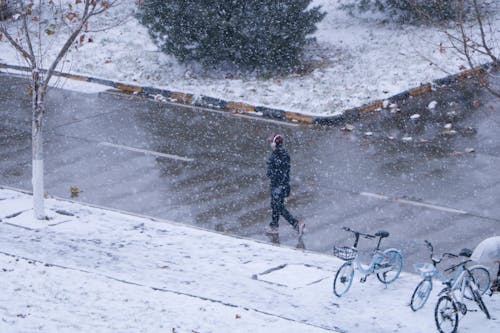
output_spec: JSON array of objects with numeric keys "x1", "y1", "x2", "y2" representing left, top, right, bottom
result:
[{"x1": 0, "y1": 61, "x2": 494, "y2": 126}]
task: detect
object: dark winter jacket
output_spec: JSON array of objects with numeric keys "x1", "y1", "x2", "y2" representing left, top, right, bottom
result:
[{"x1": 267, "y1": 147, "x2": 291, "y2": 196}]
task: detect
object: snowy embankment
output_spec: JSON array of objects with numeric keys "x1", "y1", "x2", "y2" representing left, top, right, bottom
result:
[
  {"x1": 0, "y1": 187, "x2": 498, "y2": 332},
  {"x1": 1, "y1": 0, "x2": 496, "y2": 116}
]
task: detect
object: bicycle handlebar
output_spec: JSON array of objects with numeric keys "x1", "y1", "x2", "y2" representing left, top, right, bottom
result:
[
  {"x1": 433, "y1": 252, "x2": 458, "y2": 264},
  {"x1": 342, "y1": 227, "x2": 375, "y2": 239},
  {"x1": 444, "y1": 259, "x2": 472, "y2": 273},
  {"x1": 425, "y1": 240, "x2": 458, "y2": 266}
]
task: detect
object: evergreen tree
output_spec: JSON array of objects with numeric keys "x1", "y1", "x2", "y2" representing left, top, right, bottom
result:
[{"x1": 138, "y1": 0, "x2": 326, "y2": 71}]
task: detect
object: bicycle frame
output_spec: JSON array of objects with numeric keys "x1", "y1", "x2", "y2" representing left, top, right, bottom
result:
[
  {"x1": 438, "y1": 261, "x2": 479, "y2": 307},
  {"x1": 449, "y1": 266, "x2": 468, "y2": 293},
  {"x1": 352, "y1": 248, "x2": 401, "y2": 277}
]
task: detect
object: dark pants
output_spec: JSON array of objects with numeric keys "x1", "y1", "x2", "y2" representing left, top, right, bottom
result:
[{"x1": 270, "y1": 187, "x2": 298, "y2": 229}]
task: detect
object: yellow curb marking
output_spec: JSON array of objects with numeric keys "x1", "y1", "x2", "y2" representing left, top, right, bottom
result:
[
  {"x1": 226, "y1": 101, "x2": 255, "y2": 113},
  {"x1": 359, "y1": 101, "x2": 383, "y2": 113},
  {"x1": 457, "y1": 67, "x2": 484, "y2": 79},
  {"x1": 284, "y1": 112, "x2": 313, "y2": 124},
  {"x1": 409, "y1": 83, "x2": 432, "y2": 97},
  {"x1": 114, "y1": 83, "x2": 141, "y2": 93},
  {"x1": 60, "y1": 74, "x2": 88, "y2": 82}
]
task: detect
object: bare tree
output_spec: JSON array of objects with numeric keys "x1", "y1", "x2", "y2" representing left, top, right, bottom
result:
[
  {"x1": 443, "y1": 0, "x2": 499, "y2": 97},
  {"x1": 0, "y1": 0, "x2": 122, "y2": 219}
]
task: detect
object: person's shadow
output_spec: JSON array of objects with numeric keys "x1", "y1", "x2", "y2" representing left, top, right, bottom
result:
[
  {"x1": 268, "y1": 234, "x2": 280, "y2": 244},
  {"x1": 296, "y1": 236, "x2": 306, "y2": 249},
  {"x1": 266, "y1": 234, "x2": 306, "y2": 249}
]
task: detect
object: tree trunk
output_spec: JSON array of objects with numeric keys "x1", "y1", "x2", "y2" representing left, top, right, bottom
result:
[{"x1": 32, "y1": 71, "x2": 46, "y2": 220}]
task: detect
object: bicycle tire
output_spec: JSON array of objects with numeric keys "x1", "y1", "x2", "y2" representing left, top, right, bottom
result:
[
  {"x1": 467, "y1": 266, "x2": 491, "y2": 297},
  {"x1": 376, "y1": 249, "x2": 402, "y2": 284},
  {"x1": 333, "y1": 261, "x2": 354, "y2": 297},
  {"x1": 434, "y1": 295, "x2": 459, "y2": 333},
  {"x1": 410, "y1": 279, "x2": 432, "y2": 311}
]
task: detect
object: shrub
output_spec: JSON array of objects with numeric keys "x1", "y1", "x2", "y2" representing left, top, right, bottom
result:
[
  {"x1": 341, "y1": 0, "x2": 463, "y2": 22},
  {"x1": 0, "y1": 0, "x2": 14, "y2": 21},
  {"x1": 138, "y1": 0, "x2": 326, "y2": 72}
]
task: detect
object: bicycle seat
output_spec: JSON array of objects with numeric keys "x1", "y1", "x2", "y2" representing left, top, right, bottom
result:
[
  {"x1": 459, "y1": 248, "x2": 472, "y2": 257},
  {"x1": 375, "y1": 230, "x2": 389, "y2": 238}
]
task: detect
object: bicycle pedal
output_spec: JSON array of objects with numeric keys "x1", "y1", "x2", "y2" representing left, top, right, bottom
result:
[
  {"x1": 457, "y1": 302, "x2": 467, "y2": 315},
  {"x1": 360, "y1": 277, "x2": 367, "y2": 283}
]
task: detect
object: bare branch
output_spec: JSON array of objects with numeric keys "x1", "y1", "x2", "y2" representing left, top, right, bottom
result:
[
  {"x1": 437, "y1": 0, "x2": 500, "y2": 97},
  {"x1": 445, "y1": 28, "x2": 495, "y2": 59},
  {"x1": 472, "y1": 0, "x2": 497, "y2": 62},
  {"x1": 20, "y1": 0, "x2": 36, "y2": 65},
  {"x1": 0, "y1": 24, "x2": 33, "y2": 62},
  {"x1": 42, "y1": 0, "x2": 117, "y2": 87},
  {"x1": 454, "y1": 1, "x2": 474, "y2": 68}
]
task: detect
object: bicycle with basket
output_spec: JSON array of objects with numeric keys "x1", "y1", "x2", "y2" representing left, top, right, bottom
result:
[{"x1": 333, "y1": 227, "x2": 403, "y2": 297}]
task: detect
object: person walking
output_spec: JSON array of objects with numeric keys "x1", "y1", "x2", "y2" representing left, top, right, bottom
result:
[{"x1": 265, "y1": 134, "x2": 305, "y2": 237}]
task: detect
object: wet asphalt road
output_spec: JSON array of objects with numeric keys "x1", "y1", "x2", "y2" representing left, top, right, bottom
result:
[{"x1": 0, "y1": 73, "x2": 498, "y2": 271}]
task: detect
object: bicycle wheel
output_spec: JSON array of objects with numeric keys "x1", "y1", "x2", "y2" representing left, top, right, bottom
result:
[
  {"x1": 333, "y1": 262, "x2": 354, "y2": 297},
  {"x1": 376, "y1": 249, "x2": 403, "y2": 284},
  {"x1": 468, "y1": 266, "x2": 490, "y2": 296},
  {"x1": 410, "y1": 279, "x2": 432, "y2": 311},
  {"x1": 435, "y1": 295, "x2": 459, "y2": 333},
  {"x1": 472, "y1": 286, "x2": 491, "y2": 319}
]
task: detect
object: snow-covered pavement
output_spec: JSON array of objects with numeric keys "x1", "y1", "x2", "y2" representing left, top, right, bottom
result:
[{"x1": 0, "y1": 187, "x2": 498, "y2": 332}]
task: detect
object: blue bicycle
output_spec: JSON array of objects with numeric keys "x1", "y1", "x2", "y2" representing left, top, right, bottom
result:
[
  {"x1": 333, "y1": 227, "x2": 403, "y2": 297},
  {"x1": 410, "y1": 241, "x2": 491, "y2": 311}
]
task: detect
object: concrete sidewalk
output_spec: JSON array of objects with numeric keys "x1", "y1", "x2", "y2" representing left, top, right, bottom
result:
[{"x1": 0, "y1": 187, "x2": 498, "y2": 332}]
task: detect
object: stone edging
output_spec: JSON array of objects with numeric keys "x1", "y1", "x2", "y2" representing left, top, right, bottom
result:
[{"x1": 0, "y1": 62, "x2": 495, "y2": 126}]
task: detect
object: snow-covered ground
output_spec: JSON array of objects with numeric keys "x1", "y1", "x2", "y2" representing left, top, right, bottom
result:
[
  {"x1": 1, "y1": 2, "x2": 499, "y2": 332},
  {"x1": 0, "y1": 1, "x2": 498, "y2": 115},
  {"x1": 0, "y1": 187, "x2": 498, "y2": 332}
]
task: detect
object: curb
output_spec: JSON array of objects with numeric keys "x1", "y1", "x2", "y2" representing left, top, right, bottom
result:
[
  {"x1": 0, "y1": 185, "x2": 335, "y2": 260},
  {"x1": 0, "y1": 61, "x2": 495, "y2": 126}
]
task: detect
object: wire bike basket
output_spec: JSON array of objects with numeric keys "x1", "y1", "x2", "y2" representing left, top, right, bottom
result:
[
  {"x1": 333, "y1": 246, "x2": 358, "y2": 261},
  {"x1": 414, "y1": 263, "x2": 438, "y2": 278}
]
